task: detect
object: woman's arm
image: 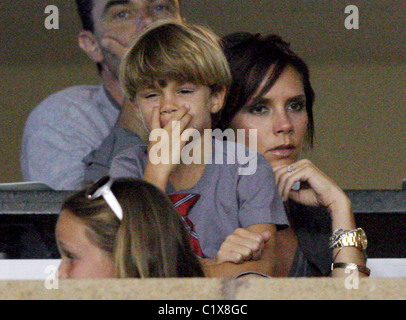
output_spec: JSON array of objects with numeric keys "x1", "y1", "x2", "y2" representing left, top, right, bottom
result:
[
  {"x1": 215, "y1": 160, "x2": 369, "y2": 278},
  {"x1": 273, "y1": 159, "x2": 369, "y2": 277},
  {"x1": 328, "y1": 196, "x2": 369, "y2": 277}
]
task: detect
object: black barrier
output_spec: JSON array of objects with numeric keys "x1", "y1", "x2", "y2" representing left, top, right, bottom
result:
[{"x1": 0, "y1": 191, "x2": 72, "y2": 259}]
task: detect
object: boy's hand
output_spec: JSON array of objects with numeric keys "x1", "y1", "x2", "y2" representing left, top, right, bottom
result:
[
  {"x1": 144, "y1": 104, "x2": 193, "y2": 191},
  {"x1": 149, "y1": 104, "x2": 193, "y2": 172},
  {"x1": 202, "y1": 224, "x2": 276, "y2": 278},
  {"x1": 215, "y1": 228, "x2": 272, "y2": 264}
]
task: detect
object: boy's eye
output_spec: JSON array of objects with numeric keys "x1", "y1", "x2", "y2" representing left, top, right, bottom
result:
[
  {"x1": 178, "y1": 88, "x2": 194, "y2": 94},
  {"x1": 248, "y1": 104, "x2": 269, "y2": 115},
  {"x1": 144, "y1": 92, "x2": 158, "y2": 99}
]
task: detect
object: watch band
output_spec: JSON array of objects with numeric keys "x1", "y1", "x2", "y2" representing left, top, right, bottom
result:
[{"x1": 330, "y1": 228, "x2": 368, "y2": 250}]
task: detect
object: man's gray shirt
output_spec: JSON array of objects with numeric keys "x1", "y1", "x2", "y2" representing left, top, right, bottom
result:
[{"x1": 21, "y1": 85, "x2": 120, "y2": 190}]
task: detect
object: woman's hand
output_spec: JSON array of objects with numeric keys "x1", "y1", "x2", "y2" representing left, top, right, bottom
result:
[
  {"x1": 274, "y1": 160, "x2": 365, "y2": 277},
  {"x1": 273, "y1": 159, "x2": 350, "y2": 214}
]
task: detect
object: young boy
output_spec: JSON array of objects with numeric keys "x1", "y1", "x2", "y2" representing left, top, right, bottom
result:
[{"x1": 101, "y1": 21, "x2": 288, "y2": 278}]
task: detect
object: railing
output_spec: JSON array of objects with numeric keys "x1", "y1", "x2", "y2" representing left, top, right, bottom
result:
[
  {"x1": 0, "y1": 190, "x2": 405, "y2": 259},
  {"x1": 1, "y1": 190, "x2": 405, "y2": 280}
]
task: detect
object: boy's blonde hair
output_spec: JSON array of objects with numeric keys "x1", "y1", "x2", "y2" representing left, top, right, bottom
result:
[{"x1": 120, "y1": 20, "x2": 231, "y2": 99}]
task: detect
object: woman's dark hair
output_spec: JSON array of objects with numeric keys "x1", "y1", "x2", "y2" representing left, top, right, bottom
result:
[
  {"x1": 62, "y1": 178, "x2": 204, "y2": 278},
  {"x1": 217, "y1": 32, "x2": 315, "y2": 147}
]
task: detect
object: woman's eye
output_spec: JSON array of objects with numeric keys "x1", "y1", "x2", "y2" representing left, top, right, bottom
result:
[
  {"x1": 288, "y1": 101, "x2": 305, "y2": 112},
  {"x1": 248, "y1": 104, "x2": 268, "y2": 115}
]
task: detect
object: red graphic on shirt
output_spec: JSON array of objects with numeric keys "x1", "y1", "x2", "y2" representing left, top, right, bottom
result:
[{"x1": 169, "y1": 193, "x2": 203, "y2": 257}]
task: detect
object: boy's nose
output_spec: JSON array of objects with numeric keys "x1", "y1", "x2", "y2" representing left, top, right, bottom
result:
[
  {"x1": 160, "y1": 105, "x2": 178, "y2": 115},
  {"x1": 160, "y1": 96, "x2": 179, "y2": 115}
]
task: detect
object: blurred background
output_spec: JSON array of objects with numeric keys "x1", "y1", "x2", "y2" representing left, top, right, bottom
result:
[{"x1": 0, "y1": 0, "x2": 405, "y2": 189}]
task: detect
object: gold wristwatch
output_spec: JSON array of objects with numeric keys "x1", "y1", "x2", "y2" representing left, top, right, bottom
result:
[{"x1": 330, "y1": 228, "x2": 368, "y2": 250}]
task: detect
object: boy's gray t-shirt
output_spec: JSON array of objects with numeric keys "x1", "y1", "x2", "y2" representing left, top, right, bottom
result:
[{"x1": 110, "y1": 138, "x2": 288, "y2": 258}]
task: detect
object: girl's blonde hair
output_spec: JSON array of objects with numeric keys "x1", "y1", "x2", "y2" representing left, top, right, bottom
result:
[
  {"x1": 61, "y1": 178, "x2": 204, "y2": 278},
  {"x1": 120, "y1": 20, "x2": 231, "y2": 99}
]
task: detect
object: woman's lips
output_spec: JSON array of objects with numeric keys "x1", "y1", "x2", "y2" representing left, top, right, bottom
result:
[{"x1": 269, "y1": 144, "x2": 296, "y2": 158}]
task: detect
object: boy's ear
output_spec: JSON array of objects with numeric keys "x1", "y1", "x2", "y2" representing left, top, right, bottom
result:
[
  {"x1": 125, "y1": 97, "x2": 138, "y2": 110},
  {"x1": 78, "y1": 31, "x2": 104, "y2": 63},
  {"x1": 129, "y1": 97, "x2": 142, "y2": 111},
  {"x1": 209, "y1": 86, "x2": 227, "y2": 114}
]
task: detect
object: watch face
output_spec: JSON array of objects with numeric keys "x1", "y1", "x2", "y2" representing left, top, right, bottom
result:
[{"x1": 358, "y1": 228, "x2": 368, "y2": 250}]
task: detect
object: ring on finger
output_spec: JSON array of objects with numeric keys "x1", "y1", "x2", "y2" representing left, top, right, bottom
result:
[{"x1": 287, "y1": 165, "x2": 296, "y2": 173}]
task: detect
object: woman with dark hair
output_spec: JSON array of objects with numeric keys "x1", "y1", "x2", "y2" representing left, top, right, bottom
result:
[
  {"x1": 56, "y1": 177, "x2": 204, "y2": 279},
  {"x1": 215, "y1": 33, "x2": 369, "y2": 277}
]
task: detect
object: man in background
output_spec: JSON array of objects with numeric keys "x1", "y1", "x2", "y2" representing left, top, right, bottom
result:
[{"x1": 21, "y1": 0, "x2": 182, "y2": 190}]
